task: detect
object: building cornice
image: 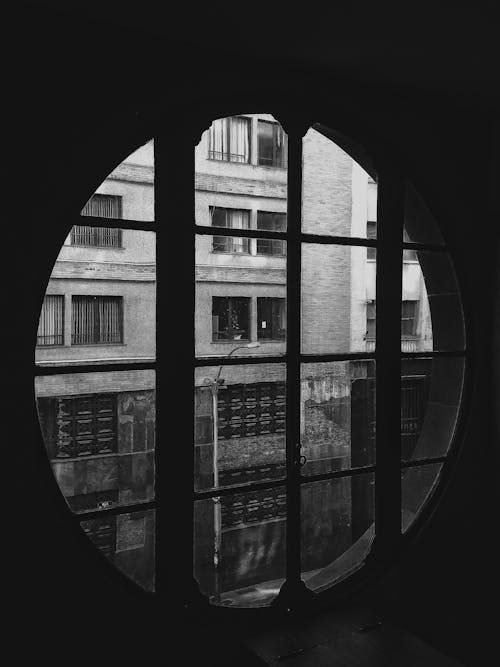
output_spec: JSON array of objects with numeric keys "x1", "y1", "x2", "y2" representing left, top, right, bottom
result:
[
  {"x1": 196, "y1": 264, "x2": 286, "y2": 284},
  {"x1": 50, "y1": 260, "x2": 156, "y2": 281},
  {"x1": 195, "y1": 172, "x2": 287, "y2": 199}
]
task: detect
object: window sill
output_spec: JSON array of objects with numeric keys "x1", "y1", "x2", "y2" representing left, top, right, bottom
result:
[
  {"x1": 211, "y1": 250, "x2": 251, "y2": 256},
  {"x1": 70, "y1": 342, "x2": 126, "y2": 347},
  {"x1": 70, "y1": 244, "x2": 124, "y2": 250}
]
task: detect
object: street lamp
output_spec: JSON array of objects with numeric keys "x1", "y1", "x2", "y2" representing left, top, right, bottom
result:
[{"x1": 203, "y1": 341, "x2": 261, "y2": 602}]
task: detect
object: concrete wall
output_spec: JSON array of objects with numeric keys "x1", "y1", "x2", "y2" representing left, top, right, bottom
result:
[{"x1": 36, "y1": 278, "x2": 156, "y2": 364}]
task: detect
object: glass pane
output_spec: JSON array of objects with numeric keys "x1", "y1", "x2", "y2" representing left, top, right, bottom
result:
[
  {"x1": 402, "y1": 464, "x2": 442, "y2": 532},
  {"x1": 301, "y1": 474, "x2": 374, "y2": 591},
  {"x1": 302, "y1": 244, "x2": 376, "y2": 354},
  {"x1": 81, "y1": 509, "x2": 155, "y2": 591},
  {"x1": 35, "y1": 230, "x2": 156, "y2": 363},
  {"x1": 301, "y1": 361, "x2": 375, "y2": 475},
  {"x1": 403, "y1": 180, "x2": 444, "y2": 246},
  {"x1": 194, "y1": 486, "x2": 286, "y2": 606},
  {"x1": 194, "y1": 364, "x2": 286, "y2": 492},
  {"x1": 196, "y1": 234, "x2": 286, "y2": 358},
  {"x1": 302, "y1": 125, "x2": 377, "y2": 238},
  {"x1": 401, "y1": 250, "x2": 464, "y2": 352},
  {"x1": 401, "y1": 357, "x2": 464, "y2": 462},
  {"x1": 81, "y1": 140, "x2": 154, "y2": 222},
  {"x1": 35, "y1": 370, "x2": 155, "y2": 514}
]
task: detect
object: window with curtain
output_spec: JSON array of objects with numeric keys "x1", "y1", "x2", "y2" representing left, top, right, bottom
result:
[
  {"x1": 72, "y1": 296, "x2": 123, "y2": 344},
  {"x1": 208, "y1": 116, "x2": 251, "y2": 163},
  {"x1": 211, "y1": 207, "x2": 250, "y2": 253},
  {"x1": 73, "y1": 194, "x2": 123, "y2": 247},
  {"x1": 257, "y1": 298, "x2": 286, "y2": 339},
  {"x1": 37, "y1": 295, "x2": 64, "y2": 346},
  {"x1": 258, "y1": 120, "x2": 287, "y2": 167}
]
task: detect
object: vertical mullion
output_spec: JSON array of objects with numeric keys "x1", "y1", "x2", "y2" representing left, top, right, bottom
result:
[
  {"x1": 374, "y1": 165, "x2": 404, "y2": 557},
  {"x1": 155, "y1": 124, "x2": 197, "y2": 605},
  {"x1": 274, "y1": 122, "x2": 314, "y2": 609},
  {"x1": 285, "y1": 129, "x2": 302, "y2": 586}
]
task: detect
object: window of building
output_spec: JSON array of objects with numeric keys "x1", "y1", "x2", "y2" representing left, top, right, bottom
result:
[
  {"x1": 258, "y1": 120, "x2": 287, "y2": 167},
  {"x1": 256, "y1": 212, "x2": 287, "y2": 255},
  {"x1": 367, "y1": 221, "x2": 376, "y2": 259},
  {"x1": 212, "y1": 297, "x2": 250, "y2": 341},
  {"x1": 366, "y1": 300, "x2": 376, "y2": 339},
  {"x1": 74, "y1": 194, "x2": 122, "y2": 247},
  {"x1": 403, "y1": 229, "x2": 417, "y2": 261},
  {"x1": 257, "y1": 298, "x2": 286, "y2": 340},
  {"x1": 366, "y1": 299, "x2": 418, "y2": 340},
  {"x1": 72, "y1": 295, "x2": 123, "y2": 344},
  {"x1": 211, "y1": 207, "x2": 250, "y2": 253},
  {"x1": 401, "y1": 300, "x2": 418, "y2": 337},
  {"x1": 37, "y1": 294, "x2": 64, "y2": 346},
  {"x1": 208, "y1": 116, "x2": 251, "y2": 163}
]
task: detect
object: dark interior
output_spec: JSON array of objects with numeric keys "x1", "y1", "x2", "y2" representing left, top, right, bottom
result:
[{"x1": 13, "y1": 2, "x2": 499, "y2": 664}]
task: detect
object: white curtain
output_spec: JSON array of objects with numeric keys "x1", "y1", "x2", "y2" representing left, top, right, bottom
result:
[
  {"x1": 228, "y1": 209, "x2": 250, "y2": 252},
  {"x1": 209, "y1": 118, "x2": 227, "y2": 158},
  {"x1": 229, "y1": 117, "x2": 249, "y2": 162},
  {"x1": 37, "y1": 295, "x2": 63, "y2": 345}
]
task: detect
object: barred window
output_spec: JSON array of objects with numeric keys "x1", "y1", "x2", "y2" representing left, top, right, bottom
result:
[
  {"x1": 208, "y1": 116, "x2": 251, "y2": 163},
  {"x1": 72, "y1": 296, "x2": 123, "y2": 344},
  {"x1": 73, "y1": 194, "x2": 122, "y2": 247},
  {"x1": 37, "y1": 295, "x2": 64, "y2": 346}
]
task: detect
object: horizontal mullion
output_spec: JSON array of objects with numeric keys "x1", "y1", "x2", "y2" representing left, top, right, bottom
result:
[
  {"x1": 195, "y1": 225, "x2": 287, "y2": 241},
  {"x1": 194, "y1": 477, "x2": 286, "y2": 501},
  {"x1": 71, "y1": 499, "x2": 156, "y2": 522},
  {"x1": 299, "y1": 464, "x2": 377, "y2": 485},
  {"x1": 195, "y1": 354, "x2": 286, "y2": 367},
  {"x1": 301, "y1": 352, "x2": 376, "y2": 363},
  {"x1": 401, "y1": 350, "x2": 466, "y2": 360},
  {"x1": 301, "y1": 233, "x2": 378, "y2": 247},
  {"x1": 77, "y1": 215, "x2": 156, "y2": 231},
  {"x1": 402, "y1": 241, "x2": 447, "y2": 253},
  {"x1": 401, "y1": 456, "x2": 447, "y2": 469},
  {"x1": 35, "y1": 360, "x2": 157, "y2": 376}
]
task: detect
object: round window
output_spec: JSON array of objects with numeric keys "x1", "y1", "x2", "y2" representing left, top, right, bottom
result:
[{"x1": 35, "y1": 114, "x2": 465, "y2": 608}]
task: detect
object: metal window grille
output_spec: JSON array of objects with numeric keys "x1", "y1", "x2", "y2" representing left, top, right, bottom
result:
[{"x1": 37, "y1": 294, "x2": 64, "y2": 346}]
